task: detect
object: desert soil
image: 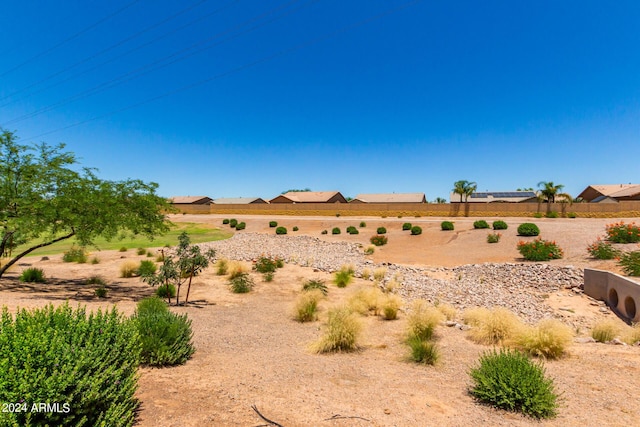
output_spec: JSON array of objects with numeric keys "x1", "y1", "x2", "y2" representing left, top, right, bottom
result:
[{"x1": 1, "y1": 214, "x2": 640, "y2": 427}]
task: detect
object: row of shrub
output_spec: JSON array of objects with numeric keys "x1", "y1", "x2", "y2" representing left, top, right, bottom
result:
[{"x1": 222, "y1": 218, "x2": 246, "y2": 230}]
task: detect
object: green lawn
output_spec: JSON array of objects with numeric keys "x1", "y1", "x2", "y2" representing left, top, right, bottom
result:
[{"x1": 19, "y1": 222, "x2": 233, "y2": 257}]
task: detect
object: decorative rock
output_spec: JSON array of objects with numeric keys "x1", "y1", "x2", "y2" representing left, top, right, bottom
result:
[{"x1": 575, "y1": 337, "x2": 596, "y2": 344}]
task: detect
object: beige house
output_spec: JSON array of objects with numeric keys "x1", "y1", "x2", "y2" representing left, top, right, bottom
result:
[
  {"x1": 212, "y1": 197, "x2": 268, "y2": 204},
  {"x1": 350, "y1": 193, "x2": 426, "y2": 203},
  {"x1": 270, "y1": 191, "x2": 347, "y2": 204},
  {"x1": 578, "y1": 184, "x2": 640, "y2": 202}
]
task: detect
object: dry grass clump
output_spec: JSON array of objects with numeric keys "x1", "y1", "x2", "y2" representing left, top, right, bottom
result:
[
  {"x1": 373, "y1": 267, "x2": 387, "y2": 283},
  {"x1": 120, "y1": 261, "x2": 139, "y2": 278},
  {"x1": 623, "y1": 323, "x2": 640, "y2": 345},
  {"x1": 515, "y1": 319, "x2": 573, "y2": 359},
  {"x1": 407, "y1": 300, "x2": 444, "y2": 341},
  {"x1": 591, "y1": 319, "x2": 621, "y2": 343},
  {"x1": 436, "y1": 303, "x2": 457, "y2": 321},
  {"x1": 293, "y1": 290, "x2": 324, "y2": 322},
  {"x1": 348, "y1": 287, "x2": 384, "y2": 316},
  {"x1": 361, "y1": 268, "x2": 371, "y2": 280},
  {"x1": 311, "y1": 306, "x2": 362, "y2": 353},
  {"x1": 464, "y1": 307, "x2": 524, "y2": 345},
  {"x1": 215, "y1": 258, "x2": 228, "y2": 275},
  {"x1": 381, "y1": 294, "x2": 402, "y2": 320},
  {"x1": 383, "y1": 279, "x2": 399, "y2": 293},
  {"x1": 228, "y1": 262, "x2": 248, "y2": 279}
]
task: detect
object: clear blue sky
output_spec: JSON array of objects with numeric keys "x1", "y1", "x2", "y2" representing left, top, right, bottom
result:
[{"x1": 1, "y1": 0, "x2": 639, "y2": 200}]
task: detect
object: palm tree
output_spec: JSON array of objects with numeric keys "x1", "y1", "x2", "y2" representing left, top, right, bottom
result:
[
  {"x1": 453, "y1": 180, "x2": 477, "y2": 203},
  {"x1": 537, "y1": 181, "x2": 572, "y2": 212},
  {"x1": 434, "y1": 197, "x2": 447, "y2": 204}
]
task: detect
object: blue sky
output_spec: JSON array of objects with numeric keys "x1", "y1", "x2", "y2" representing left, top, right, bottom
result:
[{"x1": 1, "y1": 0, "x2": 639, "y2": 200}]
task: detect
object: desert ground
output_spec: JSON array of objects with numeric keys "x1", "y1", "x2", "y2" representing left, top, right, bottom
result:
[{"x1": 1, "y1": 214, "x2": 640, "y2": 426}]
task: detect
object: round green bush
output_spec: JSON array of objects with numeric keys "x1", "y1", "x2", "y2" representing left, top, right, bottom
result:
[
  {"x1": 332, "y1": 227, "x2": 341, "y2": 235},
  {"x1": 376, "y1": 227, "x2": 387, "y2": 234},
  {"x1": 19, "y1": 267, "x2": 46, "y2": 283},
  {"x1": 156, "y1": 283, "x2": 177, "y2": 298},
  {"x1": 276, "y1": 226, "x2": 287, "y2": 235},
  {"x1": 137, "y1": 260, "x2": 157, "y2": 277},
  {"x1": 222, "y1": 218, "x2": 230, "y2": 224},
  {"x1": 359, "y1": 221, "x2": 366, "y2": 228},
  {"x1": 473, "y1": 220, "x2": 490, "y2": 229},
  {"x1": 469, "y1": 349, "x2": 559, "y2": 419},
  {"x1": 346, "y1": 226, "x2": 357, "y2": 234},
  {"x1": 370, "y1": 235, "x2": 388, "y2": 246},
  {"x1": 493, "y1": 220, "x2": 508, "y2": 230},
  {"x1": 293, "y1": 226, "x2": 299, "y2": 231},
  {"x1": 235, "y1": 221, "x2": 246, "y2": 230},
  {"x1": 441, "y1": 221, "x2": 454, "y2": 231},
  {"x1": 269, "y1": 221, "x2": 278, "y2": 227},
  {"x1": 402, "y1": 222, "x2": 412, "y2": 231},
  {"x1": 410, "y1": 226, "x2": 422, "y2": 235},
  {"x1": 517, "y1": 223, "x2": 540, "y2": 236},
  {"x1": 229, "y1": 219, "x2": 238, "y2": 228}
]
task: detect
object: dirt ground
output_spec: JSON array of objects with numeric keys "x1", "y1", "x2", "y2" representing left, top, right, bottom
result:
[{"x1": 1, "y1": 214, "x2": 640, "y2": 426}]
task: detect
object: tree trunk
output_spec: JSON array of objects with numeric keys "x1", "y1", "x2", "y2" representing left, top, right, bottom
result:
[
  {"x1": 185, "y1": 266, "x2": 195, "y2": 305},
  {"x1": 0, "y1": 231, "x2": 75, "y2": 279}
]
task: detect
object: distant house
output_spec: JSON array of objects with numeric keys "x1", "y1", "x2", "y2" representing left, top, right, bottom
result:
[
  {"x1": 212, "y1": 197, "x2": 268, "y2": 204},
  {"x1": 577, "y1": 184, "x2": 640, "y2": 203},
  {"x1": 449, "y1": 191, "x2": 537, "y2": 203},
  {"x1": 350, "y1": 193, "x2": 427, "y2": 203},
  {"x1": 169, "y1": 196, "x2": 213, "y2": 204},
  {"x1": 270, "y1": 191, "x2": 347, "y2": 204}
]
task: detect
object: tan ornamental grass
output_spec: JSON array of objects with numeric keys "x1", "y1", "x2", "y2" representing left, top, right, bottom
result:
[{"x1": 311, "y1": 306, "x2": 362, "y2": 353}]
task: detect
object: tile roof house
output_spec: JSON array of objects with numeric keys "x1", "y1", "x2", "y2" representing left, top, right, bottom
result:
[
  {"x1": 350, "y1": 193, "x2": 427, "y2": 203},
  {"x1": 269, "y1": 191, "x2": 347, "y2": 203},
  {"x1": 212, "y1": 197, "x2": 268, "y2": 204},
  {"x1": 449, "y1": 191, "x2": 538, "y2": 203},
  {"x1": 169, "y1": 196, "x2": 213, "y2": 204},
  {"x1": 577, "y1": 184, "x2": 640, "y2": 202}
]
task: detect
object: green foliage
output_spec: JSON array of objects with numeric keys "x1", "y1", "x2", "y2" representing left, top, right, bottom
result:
[
  {"x1": 302, "y1": 279, "x2": 328, "y2": 296},
  {"x1": 222, "y1": 218, "x2": 230, "y2": 224},
  {"x1": 332, "y1": 227, "x2": 341, "y2": 235},
  {"x1": 517, "y1": 223, "x2": 540, "y2": 236},
  {"x1": 19, "y1": 267, "x2": 46, "y2": 283},
  {"x1": 487, "y1": 233, "x2": 502, "y2": 243},
  {"x1": 229, "y1": 219, "x2": 238, "y2": 228},
  {"x1": 376, "y1": 227, "x2": 387, "y2": 234},
  {"x1": 452, "y1": 180, "x2": 477, "y2": 203},
  {"x1": 533, "y1": 212, "x2": 544, "y2": 218},
  {"x1": 263, "y1": 272, "x2": 274, "y2": 282},
  {"x1": 586, "y1": 239, "x2": 620, "y2": 260},
  {"x1": 228, "y1": 272, "x2": 255, "y2": 293},
  {"x1": 545, "y1": 211, "x2": 559, "y2": 218},
  {"x1": 321, "y1": 229, "x2": 328, "y2": 235},
  {"x1": 254, "y1": 256, "x2": 278, "y2": 273},
  {"x1": 402, "y1": 222, "x2": 412, "y2": 231},
  {"x1": 0, "y1": 303, "x2": 140, "y2": 426},
  {"x1": 469, "y1": 349, "x2": 559, "y2": 419},
  {"x1": 606, "y1": 221, "x2": 640, "y2": 243},
  {"x1": 492, "y1": 220, "x2": 508, "y2": 230},
  {"x1": 333, "y1": 269, "x2": 354, "y2": 288},
  {"x1": 370, "y1": 235, "x2": 388, "y2": 246},
  {"x1": 275, "y1": 257, "x2": 284, "y2": 268},
  {"x1": 473, "y1": 220, "x2": 490, "y2": 229},
  {"x1": 156, "y1": 283, "x2": 177, "y2": 299},
  {"x1": 90, "y1": 256, "x2": 100, "y2": 264},
  {"x1": 94, "y1": 287, "x2": 108, "y2": 298},
  {"x1": 619, "y1": 251, "x2": 640, "y2": 276},
  {"x1": 235, "y1": 222, "x2": 246, "y2": 230},
  {"x1": 410, "y1": 226, "x2": 422, "y2": 235},
  {"x1": 62, "y1": 246, "x2": 87, "y2": 263},
  {"x1": 359, "y1": 221, "x2": 366, "y2": 228},
  {"x1": 215, "y1": 258, "x2": 228, "y2": 275},
  {"x1": 567, "y1": 212, "x2": 577, "y2": 218},
  {"x1": 346, "y1": 226, "x2": 357, "y2": 234},
  {"x1": 133, "y1": 297, "x2": 195, "y2": 366},
  {"x1": 407, "y1": 336, "x2": 439, "y2": 365},
  {"x1": 86, "y1": 275, "x2": 106, "y2": 286},
  {"x1": 441, "y1": 221, "x2": 454, "y2": 231},
  {"x1": 137, "y1": 260, "x2": 157, "y2": 276},
  {"x1": 275, "y1": 226, "x2": 287, "y2": 235},
  {"x1": 517, "y1": 238, "x2": 563, "y2": 261},
  {"x1": 119, "y1": 246, "x2": 128, "y2": 252},
  {"x1": 136, "y1": 247, "x2": 146, "y2": 255},
  {"x1": 269, "y1": 221, "x2": 278, "y2": 227},
  {"x1": 292, "y1": 226, "x2": 299, "y2": 231}
]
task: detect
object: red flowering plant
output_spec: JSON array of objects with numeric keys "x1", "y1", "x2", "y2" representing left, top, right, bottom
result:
[
  {"x1": 586, "y1": 237, "x2": 620, "y2": 260},
  {"x1": 605, "y1": 221, "x2": 640, "y2": 244},
  {"x1": 517, "y1": 238, "x2": 564, "y2": 261}
]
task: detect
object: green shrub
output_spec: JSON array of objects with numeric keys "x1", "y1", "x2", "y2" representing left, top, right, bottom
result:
[
  {"x1": 235, "y1": 222, "x2": 246, "y2": 230},
  {"x1": 517, "y1": 223, "x2": 540, "y2": 236},
  {"x1": 303, "y1": 279, "x2": 328, "y2": 295},
  {"x1": 408, "y1": 336, "x2": 439, "y2": 365},
  {"x1": 533, "y1": 212, "x2": 544, "y2": 218},
  {"x1": 311, "y1": 306, "x2": 362, "y2": 353},
  {"x1": 156, "y1": 283, "x2": 177, "y2": 299},
  {"x1": 487, "y1": 232, "x2": 502, "y2": 243},
  {"x1": 517, "y1": 238, "x2": 563, "y2": 261},
  {"x1": 0, "y1": 303, "x2": 140, "y2": 426},
  {"x1": 269, "y1": 221, "x2": 278, "y2": 228},
  {"x1": 376, "y1": 227, "x2": 387, "y2": 234},
  {"x1": 567, "y1": 212, "x2": 577, "y2": 218},
  {"x1": 346, "y1": 226, "x2": 357, "y2": 234},
  {"x1": 86, "y1": 275, "x2": 107, "y2": 286},
  {"x1": 136, "y1": 247, "x2": 146, "y2": 255},
  {"x1": 146, "y1": 250, "x2": 154, "y2": 257},
  {"x1": 321, "y1": 229, "x2": 328, "y2": 235},
  {"x1": 545, "y1": 211, "x2": 559, "y2": 219},
  {"x1": 229, "y1": 219, "x2": 238, "y2": 228},
  {"x1": 370, "y1": 235, "x2": 388, "y2": 246},
  {"x1": 255, "y1": 256, "x2": 277, "y2": 273},
  {"x1": 333, "y1": 269, "x2": 354, "y2": 288},
  {"x1": 19, "y1": 267, "x2": 46, "y2": 283},
  {"x1": 229, "y1": 272, "x2": 255, "y2": 293},
  {"x1": 469, "y1": 349, "x2": 559, "y2": 419},
  {"x1": 402, "y1": 222, "x2": 412, "y2": 231},
  {"x1": 137, "y1": 260, "x2": 157, "y2": 276},
  {"x1": 335, "y1": 213, "x2": 341, "y2": 217},
  {"x1": 586, "y1": 239, "x2": 619, "y2": 260},
  {"x1": 364, "y1": 246, "x2": 375, "y2": 255},
  {"x1": 292, "y1": 226, "x2": 299, "y2": 231},
  {"x1": 493, "y1": 220, "x2": 508, "y2": 230},
  {"x1": 222, "y1": 218, "x2": 230, "y2": 224},
  {"x1": 473, "y1": 220, "x2": 490, "y2": 229},
  {"x1": 134, "y1": 297, "x2": 195, "y2": 366},
  {"x1": 90, "y1": 256, "x2": 100, "y2": 264},
  {"x1": 441, "y1": 221, "x2": 454, "y2": 231},
  {"x1": 410, "y1": 226, "x2": 422, "y2": 235},
  {"x1": 349, "y1": 228, "x2": 359, "y2": 235},
  {"x1": 293, "y1": 290, "x2": 323, "y2": 322},
  {"x1": 619, "y1": 251, "x2": 640, "y2": 276},
  {"x1": 332, "y1": 227, "x2": 341, "y2": 235},
  {"x1": 275, "y1": 226, "x2": 287, "y2": 235},
  {"x1": 606, "y1": 221, "x2": 640, "y2": 243},
  {"x1": 95, "y1": 287, "x2": 108, "y2": 298},
  {"x1": 119, "y1": 246, "x2": 128, "y2": 252},
  {"x1": 263, "y1": 272, "x2": 274, "y2": 282},
  {"x1": 275, "y1": 257, "x2": 284, "y2": 268},
  {"x1": 62, "y1": 246, "x2": 87, "y2": 263},
  {"x1": 359, "y1": 221, "x2": 366, "y2": 228}
]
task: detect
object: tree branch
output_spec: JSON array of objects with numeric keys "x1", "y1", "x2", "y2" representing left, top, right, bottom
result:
[
  {"x1": 0, "y1": 230, "x2": 75, "y2": 278},
  {"x1": 251, "y1": 405, "x2": 284, "y2": 427}
]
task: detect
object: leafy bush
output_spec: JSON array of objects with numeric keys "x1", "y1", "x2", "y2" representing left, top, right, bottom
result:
[
  {"x1": 364, "y1": 245, "x2": 375, "y2": 255},
  {"x1": 346, "y1": 226, "x2": 357, "y2": 234},
  {"x1": 359, "y1": 221, "x2": 366, "y2": 227},
  {"x1": 263, "y1": 272, "x2": 274, "y2": 282},
  {"x1": 333, "y1": 269, "x2": 353, "y2": 288},
  {"x1": 156, "y1": 283, "x2": 177, "y2": 299},
  {"x1": 407, "y1": 336, "x2": 439, "y2": 365},
  {"x1": 134, "y1": 297, "x2": 195, "y2": 366},
  {"x1": 292, "y1": 226, "x2": 299, "y2": 231},
  {"x1": 222, "y1": 218, "x2": 230, "y2": 224},
  {"x1": 469, "y1": 349, "x2": 559, "y2": 419},
  {"x1": 332, "y1": 227, "x2": 341, "y2": 235},
  {"x1": 517, "y1": 223, "x2": 540, "y2": 236},
  {"x1": 95, "y1": 287, "x2": 108, "y2": 298},
  {"x1": 293, "y1": 289, "x2": 323, "y2": 322},
  {"x1": 492, "y1": 220, "x2": 508, "y2": 230},
  {"x1": 235, "y1": 222, "x2": 246, "y2": 230},
  {"x1": 0, "y1": 303, "x2": 140, "y2": 426},
  {"x1": 137, "y1": 260, "x2": 157, "y2": 276},
  {"x1": 62, "y1": 246, "x2": 87, "y2": 263},
  {"x1": 465, "y1": 307, "x2": 523, "y2": 345},
  {"x1": 229, "y1": 272, "x2": 255, "y2": 293},
  {"x1": 275, "y1": 226, "x2": 287, "y2": 235},
  {"x1": 86, "y1": 275, "x2": 106, "y2": 286},
  {"x1": 410, "y1": 226, "x2": 422, "y2": 235},
  {"x1": 441, "y1": 221, "x2": 454, "y2": 231},
  {"x1": 533, "y1": 212, "x2": 544, "y2": 218},
  {"x1": 567, "y1": 212, "x2": 577, "y2": 218},
  {"x1": 269, "y1": 221, "x2": 278, "y2": 228},
  {"x1": 619, "y1": 251, "x2": 640, "y2": 276},
  {"x1": 517, "y1": 238, "x2": 563, "y2": 261},
  {"x1": 90, "y1": 256, "x2": 100, "y2": 264},
  {"x1": 321, "y1": 229, "x2": 328, "y2": 235},
  {"x1": 119, "y1": 246, "x2": 128, "y2": 252},
  {"x1": 487, "y1": 232, "x2": 501, "y2": 243},
  {"x1": 376, "y1": 227, "x2": 387, "y2": 234},
  {"x1": 406, "y1": 300, "x2": 443, "y2": 341},
  {"x1": 515, "y1": 319, "x2": 573, "y2": 359},
  {"x1": 402, "y1": 222, "x2": 412, "y2": 231},
  {"x1": 120, "y1": 260, "x2": 139, "y2": 278},
  {"x1": 473, "y1": 220, "x2": 490, "y2": 229},
  {"x1": 606, "y1": 221, "x2": 640, "y2": 243},
  {"x1": 136, "y1": 247, "x2": 146, "y2": 255},
  {"x1": 311, "y1": 306, "x2": 362, "y2": 353},
  {"x1": 545, "y1": 211, "x2": 559, "y2": 218},
  {"x1": 255, "y1": 256, "x2": 278, "y2": 273},
  {"x1": 302, "y1": 279, "x2": 328, "y2": 295},
  {"x1": 586, "y1": 239, "x2": 620, "y2": 260},
  {"x1": 19, "y1": 267, "x2": 46, "y2": 283},
  {"x1": 275, "y1": 257, "x2": 284, "y2": 268},
  {"x1": 370, "y1": 235, "x2": 388, "y2": 246},
  {"x1": 229, "y1": 219, "x2": 238, "y2": 228},
  {"x1": 591, "y1": 319, "x2": 620, "y2": 343},
  {"x1": 146, "y1": 250, "x2": 154, "y2": 257}
]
